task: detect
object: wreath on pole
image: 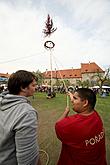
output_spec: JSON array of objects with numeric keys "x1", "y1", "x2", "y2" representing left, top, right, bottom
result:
[{"x1": 44, "y1": 40, "x2": 55, "y2": 49}]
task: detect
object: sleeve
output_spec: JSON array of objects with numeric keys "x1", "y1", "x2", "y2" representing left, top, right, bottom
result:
[
  {"x1": 55, "y1": 117, "x2": 77, "y2": 144},
  {"x1": 14, "y1": 110, "x2": 39, "y2": 165},
  {"x1": 55, "y1": 118, "x2": 71, "y2": 143}
]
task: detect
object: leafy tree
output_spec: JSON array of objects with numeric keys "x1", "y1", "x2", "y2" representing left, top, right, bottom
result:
[
  {"x1": 76, "y1": 79, "x2": 90, "y2": 88},
  {"x1": 76, "y1": 80, "x2": 83, "y2": 87},
  {"x1": 54, "y1": 79, "x2": 61, "y2": 86},
  {"x1": 33, "y1": 70, "x2": 44, "y2": 85}
]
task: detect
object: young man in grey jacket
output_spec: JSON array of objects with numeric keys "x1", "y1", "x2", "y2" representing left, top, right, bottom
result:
[{"x1": 0, "y1": 70, "x2": 41, "y2": 165}]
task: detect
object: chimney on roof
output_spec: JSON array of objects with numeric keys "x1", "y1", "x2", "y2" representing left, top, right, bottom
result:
[{"x1": 46, "y1": 69, "x2": 48, "y2": 74}]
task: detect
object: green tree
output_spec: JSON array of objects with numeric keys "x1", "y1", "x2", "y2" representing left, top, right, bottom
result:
[
  {"x1": 33, "y1": 70, "x2": 44, "y2": 85},
  {"x1": 76, "y1": 80, "x2": 90, "y2": 88}
]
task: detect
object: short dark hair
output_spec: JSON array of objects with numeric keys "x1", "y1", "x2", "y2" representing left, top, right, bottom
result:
[
  {"x1": 8, "y1": 70, "x2": 37, "y2": 95},
  {"x1": 75, "y1": 88, "x2": 96, "y2": 109}
]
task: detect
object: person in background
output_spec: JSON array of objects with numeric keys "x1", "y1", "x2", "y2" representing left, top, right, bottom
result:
[
  {"x1": 0, "y1": 70, "x2": 41, "y2": 165},
  {"x1": 55, "y1": 88, "x2": 107, "y2": 165}
]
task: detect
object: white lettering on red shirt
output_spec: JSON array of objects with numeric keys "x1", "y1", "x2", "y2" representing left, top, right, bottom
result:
[{"x1": 85, "y1": 130, "x2": 104, "y2": 146}]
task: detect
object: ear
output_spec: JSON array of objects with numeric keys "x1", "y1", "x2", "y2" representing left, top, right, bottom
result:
[
  {"x1": 20, "y1": 87, "x2": 27, "y2": 93},
  {"x1": 83, "y1": 99, "x2": 88, "y2": 108}
]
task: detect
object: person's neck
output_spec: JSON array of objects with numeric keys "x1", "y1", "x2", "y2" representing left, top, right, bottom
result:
[
  {"x1": 80, "y1": 109, "x2": 94, "y2": 116},
  {"x1": 18, "y1": 91, "x2": 27, "y2": 97}
]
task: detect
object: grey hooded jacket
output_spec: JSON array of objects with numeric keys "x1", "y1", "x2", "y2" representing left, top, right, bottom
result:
[{"x1": 0, "y1": 93, "x2": 39, "y2": 165}]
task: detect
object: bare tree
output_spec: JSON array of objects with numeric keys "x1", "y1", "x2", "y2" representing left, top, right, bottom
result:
[{"x1": 94, "y1": 67, "x2": 110, "y2": 94}]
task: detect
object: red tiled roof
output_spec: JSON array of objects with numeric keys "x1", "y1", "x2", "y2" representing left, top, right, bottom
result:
[
  {"x1": 43, "y1": 62, "x2": 104, "y2": 79},
  {"x1": 81, "y1": 62, "x2": 104, "y2": 73},
  {"x1": 43, "y1": 69, "x2": 81, "y2": 79},
  {"x1": 0, "y1": 73, "x2": 10, "y2": 78}
]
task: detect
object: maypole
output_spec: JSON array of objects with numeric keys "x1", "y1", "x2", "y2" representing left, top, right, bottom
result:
[{"x1": 43, "y1": 14, "x2": 57, "y2": 98}]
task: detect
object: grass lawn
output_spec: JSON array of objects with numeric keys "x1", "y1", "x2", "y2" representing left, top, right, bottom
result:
[{"x1": 30, "y1": 92, "x2": 110, "y2": 165}]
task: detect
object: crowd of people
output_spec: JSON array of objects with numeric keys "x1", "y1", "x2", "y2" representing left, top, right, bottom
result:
[
  {"x1": 36, "y1": 85, "x2": 67, "y2": 94},
  {"x1": 0, "y1": 70, "x2": 107, "y2": 165}
]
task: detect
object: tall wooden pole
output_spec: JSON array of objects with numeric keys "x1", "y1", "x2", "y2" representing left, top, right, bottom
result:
[{"x1": 50, "y1": 49, "x2": 53, "y2": 93}]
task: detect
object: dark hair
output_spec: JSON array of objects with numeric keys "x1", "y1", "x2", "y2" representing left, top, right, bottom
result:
[
  {"x1": 8, "y1": 70, "x2": 37, "y2": 95},
  {"x1": 75, "y1": 88, "x2": 96, "y2": 109}
]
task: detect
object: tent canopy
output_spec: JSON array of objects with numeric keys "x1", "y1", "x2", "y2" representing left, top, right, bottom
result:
[{"x1": 92, "y1": 85, "x2": 110, "y2": 89}]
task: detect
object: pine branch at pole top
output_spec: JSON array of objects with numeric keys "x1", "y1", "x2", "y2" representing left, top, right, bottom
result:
[{"x1": 43, "y1": 14, "x2": 57, "y2": 37}]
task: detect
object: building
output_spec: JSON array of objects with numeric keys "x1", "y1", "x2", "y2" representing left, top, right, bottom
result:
[
  {"x1": 0, "y1": 72, "x2": 10, "y2": 91},
  {"x1": 43, "y1": 62, "x2": 105, "y2": 86},
  {"x1": 0, "y1": 73, "x2": 10, "y2": 83}
]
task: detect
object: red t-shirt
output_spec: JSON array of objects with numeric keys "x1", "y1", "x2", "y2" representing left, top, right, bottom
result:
[{"x1": 55, "y1": 111, "x2": 107, "y2": 165}]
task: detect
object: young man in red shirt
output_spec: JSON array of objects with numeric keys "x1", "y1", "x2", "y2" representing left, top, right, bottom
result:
[{"x1": 55, "y1": 88, "x2": 107, "y2": 165}]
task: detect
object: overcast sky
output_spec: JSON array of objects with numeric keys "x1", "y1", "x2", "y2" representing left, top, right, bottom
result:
[{"x1": 0, "y1": 0, "x2": 110, "y2": 74}]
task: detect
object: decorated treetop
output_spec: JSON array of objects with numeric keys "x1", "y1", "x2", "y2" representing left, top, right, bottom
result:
[{"x1": 43, "y1": 14, "x2": 57, "y2": 37}]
